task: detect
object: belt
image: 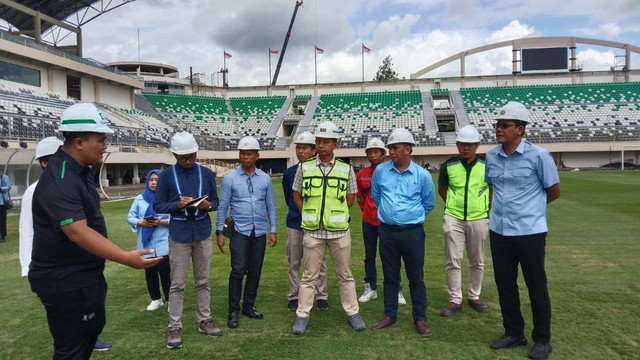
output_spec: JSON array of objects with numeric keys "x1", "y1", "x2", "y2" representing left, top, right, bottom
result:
[{"x1": 380, "y1": 222, "x2": 423, "y2": 231}]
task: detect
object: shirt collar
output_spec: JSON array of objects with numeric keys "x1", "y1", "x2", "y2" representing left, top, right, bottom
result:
[
  {"x1": 389, "y1": 160, "x2": 414, "y2": 174},
  {"x1": 238, "y1": 166, "x2": 259, "y2": 177},
  {"x1": 316, "y1": 155, "x2": 335, "y2": 166},
  {"x1": 175, "y1": 163, "x2": 197, "y2": 173},
  {"x1": 58, "y1": 148, "x2": 88, "y2": 174},
  {"x1": 498, "y1": 140, "x2": 526, "y2": 157}
]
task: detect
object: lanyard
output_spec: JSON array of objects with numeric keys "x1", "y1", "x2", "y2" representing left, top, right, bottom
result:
[{"x1": 171, "y1": 164, "x2": 203, "y2": 218}]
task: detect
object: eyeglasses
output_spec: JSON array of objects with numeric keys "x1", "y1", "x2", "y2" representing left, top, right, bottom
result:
[
  {"x1": 176, "y1": 154, "x2": 196, "y2": 163},
  {"x1": 494, "y1": 123, "x2": 517, "y2": 130},
  {"x1": 246, "y1": 177, "x2": 254, "y2": 194}
]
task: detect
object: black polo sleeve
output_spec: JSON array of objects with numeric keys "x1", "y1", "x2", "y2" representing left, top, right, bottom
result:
[
  {"x1": 37, "y1": 177, "x2": 86, "y2": 229},
  {"x1": 438, "y1": 162, "x2": 449, "y2": 186}
]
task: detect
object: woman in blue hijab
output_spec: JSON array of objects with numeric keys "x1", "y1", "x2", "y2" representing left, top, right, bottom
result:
[{"x1": 127, "y1": 169, "x2": 171, "y2": 311}]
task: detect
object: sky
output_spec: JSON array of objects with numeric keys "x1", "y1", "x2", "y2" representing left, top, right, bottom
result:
[{"x1": 40, "y1": 0, "x2": 640, "y2": 86}]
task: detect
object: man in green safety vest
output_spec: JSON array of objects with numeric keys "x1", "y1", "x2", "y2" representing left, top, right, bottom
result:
[
  {"x1": 438, "y1": 125, "x2": 490, "y2": 317},
  {"x1": 290, "y1": 121, "x2": 366, "y2": 335}
]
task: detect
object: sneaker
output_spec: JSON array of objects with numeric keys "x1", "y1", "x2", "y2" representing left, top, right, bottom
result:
[
  {"x1": 288, "y1": 299, "x2": 298, "y2": 312},
  {"x1": 316, "y1": 299, "x2": 329, "y2": 311},
  {"x1": 292, "y1": 317, "x2": 309, "y2": 335},
  {"x1": 490, "y1": 335, "x2": 527, "y2": 350},
  {"x1": 198, "y1": 319, "x2": 223, "y2": 337},
  {"x1": 347, "y1": 313, "x2": 366, "y2": 331},
  {"x1": 398, "y1": 291, "x2": 407, "y2": 306},
  {"x1": 94, "y1": 339, "x2": 112, "y2": 351},
  {"x1": 147, "y1": 299, "x2": 164, "y2": 311},
  {"x1": 468, "y1": 299, "x2": 489, "y2": 313},
  {"x1": 528, "y1": 342, "x2": 552, "y2": 359},
  {"x1": 167, "y1": 329, "x2": 182, "y2": 350},
  {"x1": 440, "y1": 302, "x2": 463, "y2": 317},
  {"x1": 358, "y1": 283, "x2": 377, "y2": 303}
]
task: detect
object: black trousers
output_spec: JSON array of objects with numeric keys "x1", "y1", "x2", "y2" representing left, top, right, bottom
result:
[
  {"x1": 145, "y1": 255, "x2": 171, "y2": 301},
  {"x1": 228, "y1": 230, "x2": 266, "y2": 313},
  {"x1": 38, "y1": 277, "x2": 107, "y2": 360},
  {"x1": 490, "y1": 231, "x2": 551, "y2": 344},
  {"x1": 0, "y1": 204, "x2": 6, "y2": 237},
  {"x1": 379, "y1": 223, "x2": 427, "y2": 321}
]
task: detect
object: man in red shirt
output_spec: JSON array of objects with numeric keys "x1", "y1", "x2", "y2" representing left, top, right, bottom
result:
[{"x1": 356, "y1": 138, "x2": 405, "y2": 305}]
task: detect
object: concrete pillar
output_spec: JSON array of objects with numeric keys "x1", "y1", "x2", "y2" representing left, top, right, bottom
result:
[
  {"x1": 47, "y1": 67, "x2": 54, "y2": 92},
  {"x1": 94, "y1": 78, "x2": 100, "y2": 103},
  {"x1": 34, "y1": 12, "x2": 41, "y2": 42},
  {"x1": 132, "y1": 163, "x2": 140, "y2": 184},
  {"x1": 570, "y1": 45, "x2": 577, "y2": 71},
  {"x1": 313, "y1": 86, "x2": 318, "y2": 97},
  {"x1": 267, "y1": 87, "x2": 273, "y2": 97},
  {"x1": 101, "y1": 164, "x2": 109, "y2": 188},
  {"x1": 76, "y1": 27, "x2": 83, "y2": 57},
  {"x1": 625, "y1": 46, "x2": 631, "y2": 82},
  {"x1": 460, "y1": 55, "x2": 466, "y2": 88},
  {"x1": 114, "y1": 165, "x2": 122, "y2": 185},
  {"x1": 512, "y1": 49, "x2": 519, "y2": 74}
]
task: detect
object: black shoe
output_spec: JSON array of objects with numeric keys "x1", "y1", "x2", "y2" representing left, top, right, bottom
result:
[
  {"x1": 468, "y1": 299, "x2": 489, "y2": 313},
  {"x1": 528, "y1": 343, "x2": 552, "y2": 360},
  {"x1": 0, "y1": 236, "x2": 5, "y2": 243},
  {"x1": 242, "y1": 307, "x2": 263, "y2": 319},
  {"x1": 316, "y1": 299, "x2": 329, "y2": 311},
  {"x1": 228, "y1": 312, "x2": 239, "y2": 328},
  {"x1": 440, "y1": 302, "x2": 462, "y2": 317},
  {"x1": 288, "y1": 299, "x2": 298, "y2": 312},
  {"x1": 490, "y1": 335, "x2": 528, "y2": 350}
]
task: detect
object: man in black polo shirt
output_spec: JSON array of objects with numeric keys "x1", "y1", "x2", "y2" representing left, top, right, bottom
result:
[{"x1": 29, "y1": 103, "x2": 161, "y2": 360}]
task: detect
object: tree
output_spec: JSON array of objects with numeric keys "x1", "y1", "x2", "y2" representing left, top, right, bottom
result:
[{"x1": 373, "y1": 55, "x2": 398, "y2": 82}]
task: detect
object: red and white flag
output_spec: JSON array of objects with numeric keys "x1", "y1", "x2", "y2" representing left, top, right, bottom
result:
[
  {"x1": 362, "y1": 43, "x2": 371, "y2": 53},
  {"x1": 224, "y1": 51, "x2": 232, "y2": 58},
  {"x1": 270, "y1": 49, "x2": 279, "y2": 55},
  {"x1": 315, "y1": 46, "x2": 324, "y2": 54}
]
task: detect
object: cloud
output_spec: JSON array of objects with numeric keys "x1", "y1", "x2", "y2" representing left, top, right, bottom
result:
[{"x1": 75, "y1": 0, "x2": 638, "y2": 86}]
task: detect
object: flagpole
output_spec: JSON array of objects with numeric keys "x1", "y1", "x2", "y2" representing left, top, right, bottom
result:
[
  {"x1": 269, "y1": 48, "x2": 272, "y2": 86},
  {"x1": 314, "y1": 45, "x2": 317, "y2": 85},
  {"x1": 362, "y1": 42, "x2": 364, "y2": 82},
  {"x1": 223, "y1": 50, "x2": 226, "y2": 72}
]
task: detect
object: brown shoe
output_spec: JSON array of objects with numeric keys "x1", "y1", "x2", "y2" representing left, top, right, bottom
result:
[
  {"x1": 371, "y1": 316, "x2": 397, "y2": 331},
  {"x1": 414, "y1": 320, "x2": 432, "y2": 338}
]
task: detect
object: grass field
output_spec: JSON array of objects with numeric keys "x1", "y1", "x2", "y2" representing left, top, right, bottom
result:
[{"x1": 0, "y1": 170, "x2": 638, "y2": 359}]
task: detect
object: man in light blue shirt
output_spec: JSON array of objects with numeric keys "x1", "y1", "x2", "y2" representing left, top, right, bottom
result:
[
  {"x1": 216, "y1": 136, "x2": 277, "y2": 329},
  {"x1": 370, "y1": 129, "x2": 436, "y2": 339},
  {"x1": 485, "y1": 102, "x2": 560, "y2": 360}
]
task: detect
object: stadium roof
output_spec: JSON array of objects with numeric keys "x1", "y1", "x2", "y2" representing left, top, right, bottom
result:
[{"x1": 0, "y1": 0, "x2": 133, "y2": 33}]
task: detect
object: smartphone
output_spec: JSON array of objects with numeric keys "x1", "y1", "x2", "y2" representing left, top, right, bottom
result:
[{"x1": 144, "y1": 215, "x2": 156, "y2": 221}]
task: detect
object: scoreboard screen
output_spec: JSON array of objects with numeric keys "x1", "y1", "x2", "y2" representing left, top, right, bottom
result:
[{"x1": 522, "y1": 47, "x2": 568, "y2": 72}]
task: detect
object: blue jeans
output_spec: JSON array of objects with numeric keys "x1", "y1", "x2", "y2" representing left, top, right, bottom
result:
[
  {"x1": 379, "y1": 223, "x2": 427, "y2": 321},
  {"x1": 362, "y1": 222, "x2": 402, "y2": 292},
  {"x1": 228, "y1": 230, "x2": 266, "y2": 313}
]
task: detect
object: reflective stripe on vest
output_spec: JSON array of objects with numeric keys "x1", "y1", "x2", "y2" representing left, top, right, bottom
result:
[
  {"x1": 300, "y1": 158, "x2": 350, "y2": 231},
  {"x1": 444, "y1": 159, "x2": 489, "y2": 221},
  {"x1": 171, "y1": 164, "x2": 206, "y2": 221}
]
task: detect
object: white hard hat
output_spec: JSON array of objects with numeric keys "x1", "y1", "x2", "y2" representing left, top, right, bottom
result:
[
  {"x1": 315, "y1": 121, "x2": 341, "y2": 139},
  {"x1": 170, "y1": 131, "x2": 199, "y2": 155},
  {"x1": 365, "y1": 137, "x2": 385, "y2": 150},
  {"x1": 35, "y1": 137, "x2": 63, "y2": 160},
  {"x1": 386, "y1": 128, "x2": 416, "y2": 147},
  {"x1": 237, "y1": 136, "x2": 260, "y2": 150},
  {"x1": 495, "y1": 101, "x2": 530, "y2": 123},
  {"x1": 295, "y1": 131, "x2": 315, "y2": 145},
  {"x1": 455, "y1": 125, "x2": 481, "y2": 143},
  {"x1": 59, "y1": 103, "x2": 114, "y2": 134}
]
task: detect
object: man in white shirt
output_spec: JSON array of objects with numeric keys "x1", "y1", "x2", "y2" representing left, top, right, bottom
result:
[{"x1": 20, "y1": 137, "x2": 63, "y2": 277}]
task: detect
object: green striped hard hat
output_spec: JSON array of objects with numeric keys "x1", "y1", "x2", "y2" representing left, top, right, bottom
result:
[{"x1": 59, "y1": 103, "x2": 114, "y2": 134}]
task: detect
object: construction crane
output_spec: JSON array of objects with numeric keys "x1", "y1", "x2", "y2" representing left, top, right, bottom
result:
[{"x1": 271, "y1": 1, "x2": 303, "y2": 86}]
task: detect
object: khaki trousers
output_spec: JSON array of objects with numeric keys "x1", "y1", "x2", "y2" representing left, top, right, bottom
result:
[
  {"x1": 443, "y1": 215, "x2": 489, "y2": 304},
  {"x1": 286, "y1": 227, "x2": 328, "y2": 300},
  {"x1": 168, "y1": 237, "x2": 212, "y2": 330},
  {"x1": 296, "y1": 230, "x2": 359, "y2": 318}
]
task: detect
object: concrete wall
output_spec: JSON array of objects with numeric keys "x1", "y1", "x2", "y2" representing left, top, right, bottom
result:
[
  {"x1": 80, "y1": 77, "x2": 95, "y2": 102},
  {"x1": 98, "y1": 82, "x2": 131, "y2": 109},
  {"x1": 50, "y1": 69, "x2": 67, "y2": 97}
]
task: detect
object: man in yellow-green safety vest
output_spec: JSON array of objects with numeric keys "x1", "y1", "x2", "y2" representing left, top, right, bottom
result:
[
  {"x1": 438, "y1": 125, "x2": 491, "y2": 318},
  {"x1": 290, "y1": 121, "x2": 366, "y2": 335}
]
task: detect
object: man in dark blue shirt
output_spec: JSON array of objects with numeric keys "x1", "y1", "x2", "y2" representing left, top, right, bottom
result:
[
  {"x1": 282, "y1": 132, "x2": 329, "y2": 312},
  {"x1": 153, "y1": 132, "x2": 220, "y2": 350}
]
